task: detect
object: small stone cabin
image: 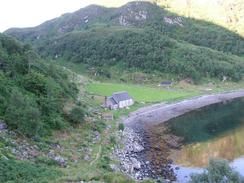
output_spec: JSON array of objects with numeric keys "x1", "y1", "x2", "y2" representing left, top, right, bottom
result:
[{"x1": 104, "y1": 91, "x2": 134, "y2": 110}]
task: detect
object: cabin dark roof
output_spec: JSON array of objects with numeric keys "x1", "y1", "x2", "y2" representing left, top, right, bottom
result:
[
  {"x1": 112, "y1": 91, "x2": 132, "y2": 103},
  {"x1": 108, "y1": 96, "x2": 117, "y2": 105},
  {"x1": 161, "y1": 81, "x2": 172, "y2": 85}
]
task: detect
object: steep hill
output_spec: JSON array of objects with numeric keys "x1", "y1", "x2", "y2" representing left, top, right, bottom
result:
[
  {"x1": 84, "y1": 0, "x2": 244, "y2": 36},
  {"x1": 0, "y1": 33, "x2": 78, "y2": 137},
  {"x1": 5, "y1": 1, "x2": 244, "y2": 81},
  {"x1": 6, "y1": 2, "x2": 244, "y2": 56}
]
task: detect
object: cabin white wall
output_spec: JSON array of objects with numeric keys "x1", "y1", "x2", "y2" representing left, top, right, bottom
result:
[{"x1": 119, "y1": 99, "x2": 134, "y2": 108}]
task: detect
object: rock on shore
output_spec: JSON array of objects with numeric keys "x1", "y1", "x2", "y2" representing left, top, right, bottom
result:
[{"x1": 114, "y1": 127, "x2": 176, "y2": 181}]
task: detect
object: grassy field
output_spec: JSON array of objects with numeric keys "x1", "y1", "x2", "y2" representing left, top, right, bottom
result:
[{"x1": 86, "y1": 82, "x2": 200, "y2": 103}]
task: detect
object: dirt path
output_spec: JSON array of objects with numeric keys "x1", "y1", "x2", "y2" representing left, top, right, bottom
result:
[
  {"x1": 123, "y1": 89, "x2": 244, "y2": 127},
  {"x1": 90, "y1": 145, "x2": 102, "y2": 166}
]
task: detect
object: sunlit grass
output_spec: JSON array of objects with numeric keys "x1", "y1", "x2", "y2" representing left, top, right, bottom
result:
[{"x1": 86, "y1": 82, "x2": 199, "y2": 102}]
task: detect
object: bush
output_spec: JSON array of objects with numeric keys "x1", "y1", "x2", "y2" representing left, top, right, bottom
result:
[
  {"x1": 118, "y1": 123, "x2": 125, "y2": 131},
  {"x1": 98, "y1": 156, "x2": 111, "y2": 170},
  {"x1": 190, "y1": 159, "x2": 244, "y2": 183},
  {"x1": 102, "y1": 172, "x2": 134, "y2": 183},
  {"x1": 68, "y1": 106, "x2": 85, "y2": 125},
  {"x1": 92, "y1": 120, "x2": 106, "y2": 133},
  {"x1": 0, "y1": 34, "x2": 79, "y2": 137},
  {"x1": 5, "y1": 90, "x2": 42, "y2": 137},
  {"x1": 0, "y1": 158, "x2": 62, "y2": 183},
  {"x1": 109, "y1": 136, "x2": 116, "y2": 145},
  {"x1": 35, "y1": 156, "x2": 59, "y2": 166}
]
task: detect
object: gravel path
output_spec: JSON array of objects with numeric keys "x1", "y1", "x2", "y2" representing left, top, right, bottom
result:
[{"x1": 123, "y1": 90, "x2": 244, "y2": 127}]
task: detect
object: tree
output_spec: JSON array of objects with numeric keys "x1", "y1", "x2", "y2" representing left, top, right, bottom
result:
[
  {"x1": 190, "y1": 159, "x2": 243, "y2": 183},
  {"x1": 68, "y1": 106, "x2": 85, "y2": 125},
  {"x1": 5, "y1": 90, "x2": 42, "y2": 137}
]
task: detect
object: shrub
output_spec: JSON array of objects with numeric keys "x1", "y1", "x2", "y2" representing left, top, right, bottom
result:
[
  {"x1": 118, "y1": 123, "x2": 125, "y2": 131},
  {"x1": 92, "y1": 120, "x2": 106, "y2": 133},
  {"x1": 109, "y1": 136, "x2": 116, "y2": 145},
  {"x1": 0, "y1": 158, "x2": 62, "y2": 183},
  {"x1": 68, "y1": 106, "x2": 85, "y2": 125},
  {"x1": 102, "y1": 172, "x2": 134, "y2": 183},
  {"x1": 5, "y1": 90, "x2": 42, "y2": 137},
  {"x1": 35, "y1": 156, "x2": 59, "y2": 166},
  {"x1": 190, "y1": 159, "x2": 244, "y2": 183},
  {"x1": 98, "y1": 156, "x2": 111, "y2": 170}
]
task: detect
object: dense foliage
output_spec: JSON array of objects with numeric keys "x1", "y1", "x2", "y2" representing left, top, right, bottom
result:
[
  {"x1": 6, "y1": 2, "x2": 244, "y2": 56},
  {"x1": 68, "y1": 106, "x2": 86, "y2": 125},
  {"x1": 190, "y1": 159, "x2": 243, "y2": 183},
  {"x1": 42, "y1": 28, "x2": 244, "y2": 81},
  {"x1": 5, "y1": 2, "x2": 244, "y2": 81},
  {"x1": 0, "y1": 159, "x2": 61, "y2": 183},
  {"x1": 0, "y1": 34, "x2": 78, "y2": 137}
]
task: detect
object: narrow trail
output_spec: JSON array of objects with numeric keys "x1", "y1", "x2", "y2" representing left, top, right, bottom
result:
[{"x1": 90, "y1": 145, "x2": 102, "y2": 166}]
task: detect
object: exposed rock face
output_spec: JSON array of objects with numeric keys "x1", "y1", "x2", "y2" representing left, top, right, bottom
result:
[
  {"x1": 48, "y1": 151, "x2": 67, "y2": 167},
  {"x1": 118, "y1": 2, "x2": 150, "y2": 26},
  {"x1": 164, "y1": 17, "x2": 183, "y2": 27},
  {"x1": 119, "y1": 10, "x2": 148, "y2": 26}
]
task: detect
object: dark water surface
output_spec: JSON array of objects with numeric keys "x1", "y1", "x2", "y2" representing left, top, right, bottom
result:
[{"x1": 165, "y1": 98, "x2": 244, "y2": 181}]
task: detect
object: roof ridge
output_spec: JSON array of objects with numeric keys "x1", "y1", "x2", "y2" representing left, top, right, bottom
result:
[{"x1": 113, "y1": 91, "x2": 128, "y2": 94}]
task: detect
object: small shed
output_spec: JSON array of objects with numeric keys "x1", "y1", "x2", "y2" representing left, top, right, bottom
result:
[
  {"x1": 102, "y1": 113, "x2": 114, "y2": 121},
  {"x1": 158, "y1": 81, "x2": 173, "y2": 88}
]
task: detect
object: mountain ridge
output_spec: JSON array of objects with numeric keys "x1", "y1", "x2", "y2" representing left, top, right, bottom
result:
[{"x1": 4, "y1": 1, "x2": 244, "y2": 81}]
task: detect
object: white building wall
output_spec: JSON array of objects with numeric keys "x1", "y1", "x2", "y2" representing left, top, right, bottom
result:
[{"x1": 118, "y1": 99, "x2": 134, "y2": 108}]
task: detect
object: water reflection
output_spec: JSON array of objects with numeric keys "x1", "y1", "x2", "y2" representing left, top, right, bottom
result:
[
  {"x1": 170, "y1": 124, "x2": 244, "y2": 167},
  {"x1": 167, "y1": 97, "x2": 244, "y2": 180}
]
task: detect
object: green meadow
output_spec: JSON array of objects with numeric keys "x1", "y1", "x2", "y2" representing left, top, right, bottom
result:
[{"x1": 86, "y1": 82, "x2": 198, "y2": 102}]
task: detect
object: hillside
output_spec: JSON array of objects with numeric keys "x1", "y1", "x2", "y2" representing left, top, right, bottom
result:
[
  {"x1": 5, "y1": 1, "x2": 244, "y2": 81},
  {"x1": 0, "y1": 33, "x2": 135, "y2": 183},
  {"x1": 0, "y1": 33, "x2": 79, "y2": 137},
  {"x1": 83, "y1": 0, "x2": 244, "y2": 36}
]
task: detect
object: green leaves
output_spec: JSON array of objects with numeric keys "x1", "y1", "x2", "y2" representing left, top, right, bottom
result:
[
  {"x1": 190, "y1": 159, "x2": 243, "y2": 183},
  {"x1": 0, "y1": 34, "x2": 79, "y2": 137},
  {"x1": 5, "y1": 90, "x2": 42, "y2": 137},
  {"x1": 68, "y1": 106, "x2": 86, "y2": 125},
  {"x1": 0, "y1": 159, "x2": 62, "y2": 183}
]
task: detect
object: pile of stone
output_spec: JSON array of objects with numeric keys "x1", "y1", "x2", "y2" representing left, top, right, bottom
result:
[
  {"x1": 47, "y1": 150, "x2": 67, "y2": 167},
  {"x1": 114, "y1": 126, "x2": 177, "y2": 182},
  {"x1": 114, "y1": 127, "x2": 157, "y2": 180}
]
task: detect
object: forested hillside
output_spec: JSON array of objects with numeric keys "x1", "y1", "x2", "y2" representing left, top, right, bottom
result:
[
  {"x1": 0, "y1": 34, "x2": 78, "y2": 137},
  {"x1": 5, "y1": 1, "x2": 244, "y2": 81}
]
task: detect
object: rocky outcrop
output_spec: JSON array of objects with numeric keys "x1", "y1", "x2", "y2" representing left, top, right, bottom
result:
[{"x1": 48, "y1": 151, "x2": 67, "y2": 167}]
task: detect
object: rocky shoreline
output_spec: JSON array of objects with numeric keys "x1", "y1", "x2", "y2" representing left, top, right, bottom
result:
[
  {"x1": 114, "y1": 126, "x2": 177, "y2": 182},
  {"x1": 124, "y1": 90, "x2": 244, "y2": 128},
  {"x1": 115, "y1": 90, "x2": 244, "y2": 182}
]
